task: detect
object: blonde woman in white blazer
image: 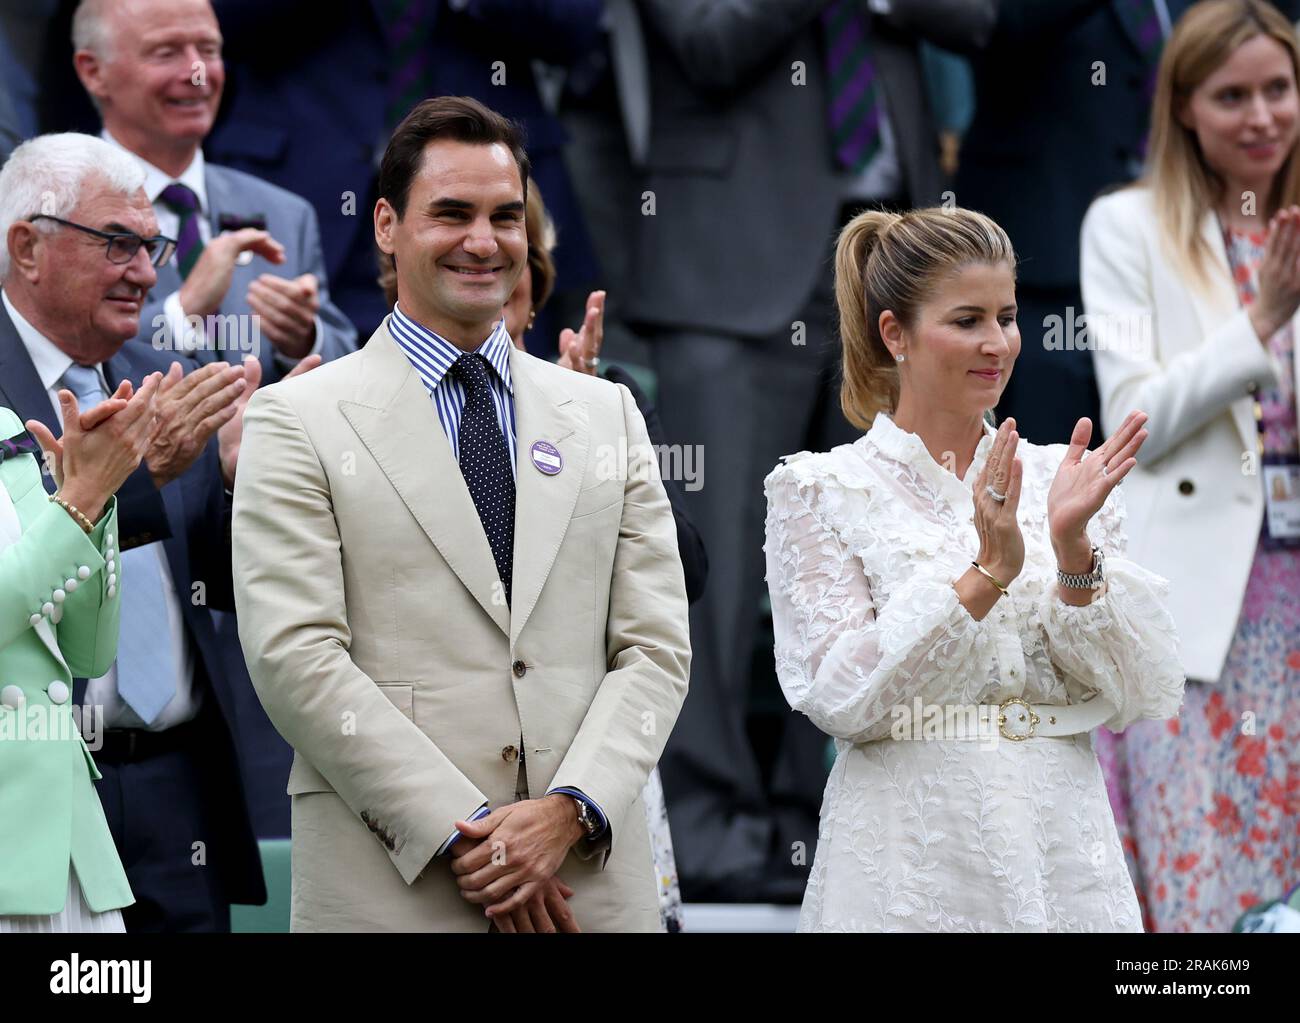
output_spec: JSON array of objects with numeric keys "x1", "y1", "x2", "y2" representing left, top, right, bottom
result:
[{"x1": 1081, "y1": 0, "x2": 1300, "y2": 933}]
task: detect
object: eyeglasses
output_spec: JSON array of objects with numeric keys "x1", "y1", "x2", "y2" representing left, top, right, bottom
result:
[{"x1": 28, "y1": 215, "x2": 177, "y2": 268}]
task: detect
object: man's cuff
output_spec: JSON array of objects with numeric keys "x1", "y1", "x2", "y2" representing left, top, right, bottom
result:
[
  {"x1": 546, "y1": 787, "x2": 609, "y2": 839},
  {"x1": 437, "y1": 803, "x2": 490, "y2": 856},
  {"x1": 273, "y1": 315, "x2": 324, "y2": 370},
  {"x1": 162, "y1": 290, "x2": 202, "y2": 354}
]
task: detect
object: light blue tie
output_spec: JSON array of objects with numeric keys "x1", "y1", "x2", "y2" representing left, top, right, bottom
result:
[{"x1": 60, "y1": 364, "x2": 177, "y2": 724}]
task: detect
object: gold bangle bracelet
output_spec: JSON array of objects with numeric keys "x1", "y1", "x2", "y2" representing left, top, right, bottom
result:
[
  {"x1": 50, "y1": 494, "x2": 95, "y2": 534},
  {"x1": 970, "y1": 560, "x2": 1008, "y2": 596}
]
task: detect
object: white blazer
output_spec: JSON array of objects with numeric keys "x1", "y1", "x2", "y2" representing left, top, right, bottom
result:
[{"x1": 1081, "y1": 186, "x2": 1300, "y2": 683}]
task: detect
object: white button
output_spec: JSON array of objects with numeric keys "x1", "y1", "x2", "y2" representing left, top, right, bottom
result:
[
  {"x1": 107, "y1": 585, "x2": 116, "y2": 599},
  {"x1": 0, "y1": 685, "x2": 25, "y2": 710},
  {"x1": 28, "y1": 613, "x2": 42, "y2": 626},
  {"x1": 52, "y1": 589, "x2": 66, "y2": 603},
  {"x1": 77, "y1": 566, "x2": 91, "y2": 580},
  {"x1": 105, "y1": 533, "x2": 115, "y2": 546},
  {"x1": 106, "y1": 559, "x2": 116, "y2": 573},
  {"x1": 46, "y1": 681, "x2": 69, "y2": 705},
  {"x1": 108, "y1": 573, "x2": 117, "y2": 587},
  {"x1": 65, "y1": 578, "x2": 78, "y2": 592},
  {"x1": 41, "y1": 602, "x2": 54, "y2": 616}
]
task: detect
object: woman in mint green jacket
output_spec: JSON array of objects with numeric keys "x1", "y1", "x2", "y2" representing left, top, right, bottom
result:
[{"x1": 0, "y1": 376, "x2": 159, "y2": 931}]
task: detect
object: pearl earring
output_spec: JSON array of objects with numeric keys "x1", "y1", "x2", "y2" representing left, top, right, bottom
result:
[{"x1": 895, "y1": 353, "x2": 905, "y2": 363}]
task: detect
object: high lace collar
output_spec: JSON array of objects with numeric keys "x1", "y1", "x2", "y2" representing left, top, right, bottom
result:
[{"x1": 862, "y1": 412, "x2": 998, "y2": 508}]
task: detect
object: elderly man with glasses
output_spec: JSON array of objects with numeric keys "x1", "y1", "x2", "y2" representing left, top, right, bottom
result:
[{"x1": 0, "y1": 132, "x2": 289, "y2": 932}]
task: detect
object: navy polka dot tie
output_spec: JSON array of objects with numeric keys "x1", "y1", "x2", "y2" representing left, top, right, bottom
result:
[{"x1": 450, "y1": 353, "x2": 515, "y2": 607}]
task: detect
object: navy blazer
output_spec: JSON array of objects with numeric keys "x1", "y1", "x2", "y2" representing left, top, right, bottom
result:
[
  {"x1": 207, "y1": 0, "x2": 604, "y2": 346},
  {"x1": 957, "y1": 0, "x2": 1300, "y2": 291},
  {"x1": 0, "y1": 307, "x2": 266, "y2": 904}
]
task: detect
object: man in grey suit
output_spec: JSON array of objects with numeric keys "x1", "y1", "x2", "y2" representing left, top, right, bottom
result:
[
  {"x1": 568, "y1": 0, "x2": 995, "y2": 899},
  {"x1": 69, "y1": 0, "x2": 357, "y2": 388}
]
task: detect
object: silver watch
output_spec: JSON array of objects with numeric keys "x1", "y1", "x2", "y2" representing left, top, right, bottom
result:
[
  {"x1": 574, "y1": 798, "x2": 601, "y2": 840},
  {"x1": 1057, "y1": 546, "x2": 1104, "y2": 589}
]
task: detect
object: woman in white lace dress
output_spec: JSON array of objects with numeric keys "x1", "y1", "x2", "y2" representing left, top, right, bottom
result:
[{"x1": 763, "y1": 208, "x2": 1186, "y2": 932}]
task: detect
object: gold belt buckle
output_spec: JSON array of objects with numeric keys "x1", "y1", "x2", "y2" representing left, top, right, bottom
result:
[{"x1": 998, "y1": 697, "x2": 1040, "y2": 741}]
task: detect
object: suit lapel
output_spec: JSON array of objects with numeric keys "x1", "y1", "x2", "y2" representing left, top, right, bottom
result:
[
  {"x1": 1190, "y1": 212, "x2": 1262, "y2": 455},
  {"x1": 0, "y1": 305, "x2": 59, "y2": 495},
  {"x1": 508, "y1": 347, "x2": 587, "y2": 645},
  {"x1": 339, "y1": 324, "x2": 511, "y2": 636}
]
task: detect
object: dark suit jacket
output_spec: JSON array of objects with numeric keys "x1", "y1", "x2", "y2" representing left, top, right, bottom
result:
[
  {"x1": 206, "y1": 0, "x2": 606, "y2": 341},
  {"x1": 0, "y1": 308, "x2": 266, "y2": 904},
  {"x1": 620, "y1": 0, "x2": 995, "y2": 340},
  {"x1": 603, "y1": 363, "x2": 707, "y2": 604},
  {"x1": 956, "y1": 0, "x2": 1300, "y2": 291}
]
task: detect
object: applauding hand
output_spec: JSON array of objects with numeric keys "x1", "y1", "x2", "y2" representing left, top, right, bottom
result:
[
  {"x1": 1047, "y1": 411, "x2": 1148, "y2": 570},
  {"x1": 558, "y1": 290, "x2": 605, "y2": 376}
]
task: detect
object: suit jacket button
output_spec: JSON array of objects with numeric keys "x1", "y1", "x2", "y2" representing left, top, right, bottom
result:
[
  {"x1": 1, "y1": 685, "x2": 26, "y2": 709},
  {"x1": 512, "y1": 659, "x2": 526, "y2": 678},
  {"x1": 501, "y1": 745, "x2": 518, "y2": 763},
  {"x1": 1178, "y1": 479, "x2": 1195, "y2": 495}
]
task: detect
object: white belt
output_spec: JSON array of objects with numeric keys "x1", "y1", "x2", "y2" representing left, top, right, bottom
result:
[{"x1": 991, "y1": 695, "x2": 1115, "y2": 741}]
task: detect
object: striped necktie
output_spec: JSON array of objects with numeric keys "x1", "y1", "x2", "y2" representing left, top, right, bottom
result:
[
  {"x1": 159, "y1": 182, "x2": 205, "y2": 280},
  {"x1": 821, "y1": 0, "x2": 883, "y2": 173},
  {"x1": 0, "y1": 431, "x2": 40, "y2": 465},
  {"x1": 60, "y1": 363, "x2": 178, "y2": 724},
  {"x1": 381, "y1": 0, "x2": 436, "y2": 129}
]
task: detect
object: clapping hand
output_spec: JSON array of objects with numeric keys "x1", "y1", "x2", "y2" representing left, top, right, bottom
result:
[
  {"x1": 144, "y1": 361, "x2": 248, "y2": 489},
  {"x1": 558, "y1": 290, "x2": 605, "y2": 376},
  {"x1": 26, "y1": 372, "x2": 163, "y2": 524},
  {"x1": 247, "y1": 272, "x2": 321, "y2": 359},
  {"x1": 218, "y1": 353, "x2": 322, "y2": 487},
  {"x1": 971, "y1": 417, "x2": 1026, "y2": 586},
  {"x1": 1046, "y1": 411, "x2": 1148, "y2": 569}
]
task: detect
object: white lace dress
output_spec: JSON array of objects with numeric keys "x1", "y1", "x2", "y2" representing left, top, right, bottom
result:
[{"x1": 763, "y1": 413, "x2": 1185, "y2": 932}]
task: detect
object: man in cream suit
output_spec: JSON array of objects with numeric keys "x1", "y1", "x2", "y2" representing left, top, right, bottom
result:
[{"x1": 232, "y1": 97, "x2": 690, "y2": 932}]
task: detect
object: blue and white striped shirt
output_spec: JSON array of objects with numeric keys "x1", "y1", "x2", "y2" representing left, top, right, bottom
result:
[{"x1": 388, "y1": 303, "x2": 518, "y2": 476}]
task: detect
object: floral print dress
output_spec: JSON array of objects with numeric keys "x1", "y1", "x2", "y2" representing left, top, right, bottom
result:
[{"x1": 1093, "y1": 225, "x2": 1300, "y2": 932}]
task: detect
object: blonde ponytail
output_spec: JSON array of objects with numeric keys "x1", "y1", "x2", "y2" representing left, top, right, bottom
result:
[{"x1": 833, "y1": 206, "x2": 1016, "y2": 429}]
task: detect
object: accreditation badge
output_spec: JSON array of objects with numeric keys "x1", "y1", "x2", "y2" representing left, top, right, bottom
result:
[{"x1": 1262, "y1": 455, "x2": 1300, "y2": 548}]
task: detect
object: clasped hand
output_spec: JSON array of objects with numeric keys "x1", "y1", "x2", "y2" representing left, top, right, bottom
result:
[{"x1": 448, "y1": 794, "x2": 584, "y2": 932}]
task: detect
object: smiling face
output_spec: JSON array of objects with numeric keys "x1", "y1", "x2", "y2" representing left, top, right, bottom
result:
[
  {"x1": 76, "y1": 0, "x2": 224, "y2": 168},
  {"x1": 8, "y1": 178, "x2": 159, "y2": 363},
  {"x1": 1179, "y1": 33, "x2": 1299, "y2": 196},
  {"x1": 375, "y1": 139, "x2": 527, "y2": 347},
  {"x1": 884, "y1": 261, "x2": 1020, "y2": 420}
]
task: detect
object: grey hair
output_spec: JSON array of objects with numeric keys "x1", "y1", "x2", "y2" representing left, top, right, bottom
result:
[
  {"x1": 0, "y1": 133, "x2": 146, "y2": 280},
  {"x1": 71, "y1": 0, "x2": 115, "y2": 58}
]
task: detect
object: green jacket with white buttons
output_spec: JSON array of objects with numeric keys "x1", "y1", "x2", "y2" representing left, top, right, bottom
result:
[{"x1": 0, "y1": 406, "x2": 132, "y2": 916}]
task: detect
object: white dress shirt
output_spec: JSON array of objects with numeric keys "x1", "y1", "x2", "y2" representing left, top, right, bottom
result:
[{"x1": 2, "y1": 289, "x2": 199, "y2": 731}]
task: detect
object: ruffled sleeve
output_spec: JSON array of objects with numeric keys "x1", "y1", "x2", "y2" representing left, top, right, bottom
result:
[
  {"x1": 1037, "y1": 481, "x2": 1185, "y2": 730},
  {"x1": 763, "y1": 459, "x2": 999, "y2": 744}
]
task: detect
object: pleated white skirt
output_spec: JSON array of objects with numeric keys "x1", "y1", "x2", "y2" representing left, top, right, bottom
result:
[{"x1": 0, "y1": 865, "x2": 126, "y2": 933}]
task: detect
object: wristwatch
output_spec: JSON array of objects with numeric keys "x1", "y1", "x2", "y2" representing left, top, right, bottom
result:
[
  {"x1": 573, "y1": 797, "x2": 601, "y2": 841},
  {"x1": 1057, "y1": 545, "x2": 1105, "y2": 590}
]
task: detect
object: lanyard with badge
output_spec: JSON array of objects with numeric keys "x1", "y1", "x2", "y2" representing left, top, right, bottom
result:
[{"x1": 1216, "y1": 214, "x2": 1300, "y2": 549}]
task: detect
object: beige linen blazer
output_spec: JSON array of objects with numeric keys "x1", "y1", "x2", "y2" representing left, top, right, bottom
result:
[{"x1": 231, "y1": 322, "x2": 691, "y2": 931}]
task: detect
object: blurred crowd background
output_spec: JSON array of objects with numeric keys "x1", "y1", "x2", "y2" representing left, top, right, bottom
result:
[{"x1": 3, "y1": 0, "x2": 1299, "y2": 932}]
